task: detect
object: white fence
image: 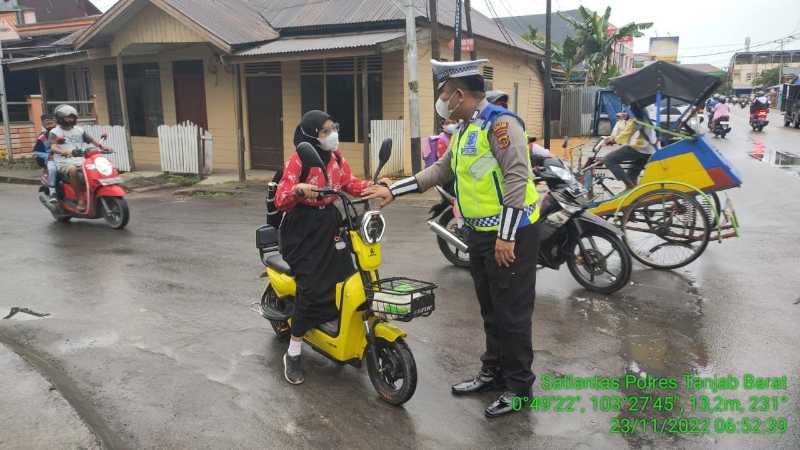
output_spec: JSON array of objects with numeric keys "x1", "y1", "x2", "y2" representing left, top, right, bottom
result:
[
  {"x1": 158, "y1": 122, "x2": 213, "y2": 174},
  {"x1": 370, "y1": 120, "x2": 404, "y2": 176},
  {"x1": 84, "y1": 125, "x2": 130, "y2": 172}
]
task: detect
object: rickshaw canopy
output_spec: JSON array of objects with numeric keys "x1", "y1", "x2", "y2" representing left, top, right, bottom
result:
[{"x1": 610, "y1": 61, "x2": 721, "y2": 108}]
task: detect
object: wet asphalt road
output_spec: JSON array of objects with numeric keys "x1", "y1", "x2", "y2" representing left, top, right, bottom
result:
[{"x1": 1, "y1": 107, "x2": 799, "y2": 449}]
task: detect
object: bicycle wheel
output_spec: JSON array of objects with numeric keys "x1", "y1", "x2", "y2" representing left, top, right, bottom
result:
[
  {"x1": 694, "y1": 192, "x2": 721, "y2": 228},
  {"x1": 621, "y1": 189, "x2": 710, "y2": 270}
]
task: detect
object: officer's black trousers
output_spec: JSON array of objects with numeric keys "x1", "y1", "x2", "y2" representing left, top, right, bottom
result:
[{"x1": 468, "y1": 221, "x2": 541, "y2": 395}]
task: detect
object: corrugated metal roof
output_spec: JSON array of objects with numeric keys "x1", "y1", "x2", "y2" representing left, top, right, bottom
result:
[
  {"x1": 162, "y1": 0, "x2": 279, "y2": 46},
  {"x1": 236, "y1": 30, "x2": 405, "y2": 56},
  {"x1": 240, "y1": 0, "x2": 542, "y2": 56}
]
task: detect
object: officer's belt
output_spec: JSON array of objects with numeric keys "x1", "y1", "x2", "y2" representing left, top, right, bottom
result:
[{"x1": 463, "y1": 203, "x2": 537, "y2": 229}]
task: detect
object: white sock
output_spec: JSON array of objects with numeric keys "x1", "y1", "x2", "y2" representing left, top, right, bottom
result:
[{"x1": 287, "y1": 339, "x2": 302, "y2": 357}]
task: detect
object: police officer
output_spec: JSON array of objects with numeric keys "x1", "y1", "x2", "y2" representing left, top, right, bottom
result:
[{"x1": 363, "y1": 59, "x2": 541, "y2": 418}]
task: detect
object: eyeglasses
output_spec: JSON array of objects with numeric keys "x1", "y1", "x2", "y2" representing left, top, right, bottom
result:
[{"x1": 319, "y1": 123, "x2": 340, "y2": 136}]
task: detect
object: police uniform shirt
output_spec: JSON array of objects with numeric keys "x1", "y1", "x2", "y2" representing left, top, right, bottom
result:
[{"x1": 390, "y1": 99, "x2": 531, "y2": 240}]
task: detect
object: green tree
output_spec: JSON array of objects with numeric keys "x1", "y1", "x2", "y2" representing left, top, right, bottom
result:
[
  {"x1": 753, "y1": 67, "x2": 780, "y2": 87},
  {"x1": 560, "y1": 6, "x2": 652, "y2": 86}
]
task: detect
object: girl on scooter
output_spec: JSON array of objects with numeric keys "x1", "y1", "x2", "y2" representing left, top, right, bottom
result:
[{"x1": 274, "y1": 110, "x2": 373, "y2": 385}]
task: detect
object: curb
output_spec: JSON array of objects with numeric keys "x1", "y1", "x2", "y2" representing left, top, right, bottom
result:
[
  {"x1": 0, "y1": 176, "x2": 40, "y2": 186},
  {"x1": 173, "y1": 186, "x2": 240, "y2": 196}
]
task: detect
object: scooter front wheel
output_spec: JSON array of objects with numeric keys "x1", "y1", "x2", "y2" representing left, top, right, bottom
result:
[
  {"x1": 102, "y1": 197, "x2": 130, "y2": 229},
  {"x1": 366, "y1": 337, "x2": 417, "y2": 406}
]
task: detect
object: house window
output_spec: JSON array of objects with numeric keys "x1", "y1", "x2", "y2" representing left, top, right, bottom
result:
[
  {"x1": 299, "y1": 56, "x2": 383, "y2": 143},
  {"x1": 482, "y1": 66, "x2": 495, "y2": 90},
  {"x1": 104, "y1": 63, "x2": 164, "y2": 137}
]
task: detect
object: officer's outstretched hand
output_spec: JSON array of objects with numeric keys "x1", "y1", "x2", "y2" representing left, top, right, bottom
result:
[
  {"x1": 362, "y1": 185, "x2": 395, "y2": 208},
  {"x1": 495, "y1": 239, "x2": 516, "y2": 267}
]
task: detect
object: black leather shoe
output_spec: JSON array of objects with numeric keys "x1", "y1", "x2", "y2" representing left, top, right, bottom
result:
[
  {"x1": 451, "y1": 369, "x2": 505, "y2": 396},
  {"x1": 485, "y1": 391, "x2": 526, "y2": 418}
]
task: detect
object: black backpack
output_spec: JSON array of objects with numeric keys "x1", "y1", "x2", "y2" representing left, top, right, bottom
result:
[{"x1": 265, "y1": 152, "x2": 341, "y2": 228}]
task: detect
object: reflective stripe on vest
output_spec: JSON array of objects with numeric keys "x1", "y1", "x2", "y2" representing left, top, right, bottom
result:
[{"x1": 451, "y1": 120, "x2": 539, "y2": 232}]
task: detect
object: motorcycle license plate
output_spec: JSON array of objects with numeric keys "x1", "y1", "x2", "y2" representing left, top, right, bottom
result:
[{"x1": 720, "y1": 121, "x2": 729, "y2": 126}]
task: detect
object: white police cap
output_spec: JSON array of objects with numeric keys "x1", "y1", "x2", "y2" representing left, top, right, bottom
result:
[{"x1": 431, "y1": 59, "x2": 489, "y2": 90}]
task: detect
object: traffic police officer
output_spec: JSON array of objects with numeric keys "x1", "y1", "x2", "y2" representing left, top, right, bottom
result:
[{"x1": 363, "y1": 59, "x2": 542, "y2": 418}]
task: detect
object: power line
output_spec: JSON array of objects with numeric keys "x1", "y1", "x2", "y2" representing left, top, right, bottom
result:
[{"x1": 680, "y1": 32, "x2": 797, "y2": 58}]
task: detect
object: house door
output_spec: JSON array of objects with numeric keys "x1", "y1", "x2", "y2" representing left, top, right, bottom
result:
[
  {"x1": 173, "y1": 61, "x2": 208, "y2": 129},
  {"x1": 247, "y1": 76, "x2": 283, "y2": 170}
]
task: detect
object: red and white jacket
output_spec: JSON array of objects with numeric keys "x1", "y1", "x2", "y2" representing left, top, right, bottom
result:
[{"x1": 275, "y1": 149, "x2": 370, "y2": 211}]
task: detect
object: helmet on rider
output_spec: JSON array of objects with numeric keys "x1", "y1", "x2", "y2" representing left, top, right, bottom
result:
[
  {"x1": 719, "y1": 97, "x2": 727, "y2": 104},
  {"x1": 54, "y1": 104, "x2": 79, "y2": 128},
  {"x1": 486, "y1": 90, "x2": 510, "y2": 108}
]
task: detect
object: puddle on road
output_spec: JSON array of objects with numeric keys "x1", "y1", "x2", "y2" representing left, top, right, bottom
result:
[{"x1": 749, "y1": 141, "x2": 800, "y2": 177}]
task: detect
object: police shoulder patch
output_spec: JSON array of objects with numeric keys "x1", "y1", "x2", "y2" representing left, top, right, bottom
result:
[{"x1": 493, "y1": 121, "x2": 511, "y2": 150}]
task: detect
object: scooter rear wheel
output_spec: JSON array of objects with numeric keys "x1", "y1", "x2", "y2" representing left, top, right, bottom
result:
[
  {"x1": 261, "y1": 285, "x2": 290, "y2": 341},
  {"x1": 366, "y1": 337, "x2": 417, "y2": 405}
]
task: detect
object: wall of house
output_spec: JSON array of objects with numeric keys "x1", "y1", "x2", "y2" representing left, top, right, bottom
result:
[
  {"x1": 110, "y1": 4, "x2": 204, "y2": 56},
  {"x1": 90, "y1": 45, "x2": 238, "y2": 171},
  {"x1": 84, "y1": 3, "x2": 238, "y2": 171}
]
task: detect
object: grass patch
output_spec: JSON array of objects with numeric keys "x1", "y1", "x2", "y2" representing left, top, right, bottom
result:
[
  {"x1": 124, "y1": 173, "x2": 202, "y2": 189},
  {"x1": 191, "y1": 191, "x2": 235, "y2": 198},
  {"x1": 0, "y1": 156, "x2": 39, "y2": 170}
]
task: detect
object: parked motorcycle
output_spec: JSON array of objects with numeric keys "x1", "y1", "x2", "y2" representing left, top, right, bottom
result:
[
  {"x1": 712, "y1": 116, "x2": 731, "y2": 138},
  {"x1": 750, "y1": 107, "x2": 769, "y2": 132},
  {"x1": 428, "y1": 158, "x2": 632, "y2": 294},
  {"x1": 38, "y1": 143, "x2": 129, "y2": 229},
  {"x1": 255, "y1": 139, "x2": 436, "y2": 405}
]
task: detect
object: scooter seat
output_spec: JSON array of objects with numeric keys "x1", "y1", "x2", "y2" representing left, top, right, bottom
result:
[{"x1": 265, "y1": 254, "x2": 293, "y2": 276}]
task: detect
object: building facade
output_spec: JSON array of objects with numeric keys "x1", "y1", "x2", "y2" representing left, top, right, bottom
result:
[
  {"x1": 9, "y1": 0, "x2": 545, "y2": 176},
  {"x1": 729, "y1": 50, "x2": 800, "y2": 95}
]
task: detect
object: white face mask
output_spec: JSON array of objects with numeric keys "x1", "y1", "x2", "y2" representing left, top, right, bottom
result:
[
  {"x1": 319, "y1": 131, "x2": 339, "y2": 152},
  {"x1": 435, "y1": 90, "x2": 462, "y2": 120},
  {"x1": 443, "y1": 123, "x2": 458, "y2": 134}
]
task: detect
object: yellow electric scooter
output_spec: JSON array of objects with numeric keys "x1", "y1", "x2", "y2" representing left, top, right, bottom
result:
[{"x1": 255, "y1": 140, "x2": 436, "y2": 405}]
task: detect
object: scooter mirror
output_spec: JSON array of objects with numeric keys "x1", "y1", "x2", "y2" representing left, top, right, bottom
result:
[
  {"x1": 296, "y1": 141, "x2": 328, "y2": 184},
  {"x1": 373, "y1": 138, "x2": 393, "y2": 182}
]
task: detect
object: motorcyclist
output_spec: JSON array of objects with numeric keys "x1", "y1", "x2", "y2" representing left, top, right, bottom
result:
[
  {"x1": 705, "y1": 94, "x2": 720, "y2": 129},
  {"x1": 273, "y1": 110, "x2": 372, "y2": 385},
  {"x1": 49, "y1": 105, "x2": 107, "y2": 211},
  {"x1": 31, "y1": 114, "x2": 58, "y2": 204},
  {"x1": 750, "y1": 90, "x2": 769, "y2": 113},
  {"x1": 712, "y1": 97, "x2": 731, "y2": 126}
]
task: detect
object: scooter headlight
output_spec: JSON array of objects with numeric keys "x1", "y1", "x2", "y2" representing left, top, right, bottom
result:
[
  {"x1": 94, "y1": 157, "x2": 113, "y2": 176},
  {"x1": 360, "y1": 211, "x2": 386, "y2": 244}
]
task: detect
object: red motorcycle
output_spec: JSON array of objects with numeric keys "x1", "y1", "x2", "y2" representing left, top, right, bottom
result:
[
  {"x1": 38, "y1": 144, "x2": 130, "y2": 229},
  {"x1": 750, "y1": 107, "x2": 769, "y2": 132}
]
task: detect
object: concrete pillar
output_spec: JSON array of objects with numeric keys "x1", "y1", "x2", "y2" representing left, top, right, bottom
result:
[{"x1": 27, "y1": 95, "x2": 43, "y2": 131}]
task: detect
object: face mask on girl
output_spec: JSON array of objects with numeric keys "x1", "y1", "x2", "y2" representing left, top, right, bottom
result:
[
  {"x1": 319, "y1": 131, "x2": 339, "y2": 152},
  {"x1": 443, "y1": 123, "x2": 458, "y2": 134}
]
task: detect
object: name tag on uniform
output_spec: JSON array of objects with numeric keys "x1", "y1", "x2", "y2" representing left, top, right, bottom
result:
[{"x1": 461, "y1": 131, "x2": 479, "y2": 155}]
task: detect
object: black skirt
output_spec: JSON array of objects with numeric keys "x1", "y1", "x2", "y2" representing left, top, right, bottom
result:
[{"x1": 280, "y1": 203, "x2": 355, "y2": 336}]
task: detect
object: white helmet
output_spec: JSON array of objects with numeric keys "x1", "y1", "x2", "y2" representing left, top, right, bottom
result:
[{"x1": 54, "y1": 104, "x2": 79, "y2": 126}]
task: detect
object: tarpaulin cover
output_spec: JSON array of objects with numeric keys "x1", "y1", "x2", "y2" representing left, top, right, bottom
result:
[{"x1": 610, "y1": 61, "x2": 721, "y2": 107}]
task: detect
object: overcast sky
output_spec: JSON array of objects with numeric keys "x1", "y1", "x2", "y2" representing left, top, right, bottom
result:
[{"x1": 91, "y1": 0, "x2": 800, "y2": 68}]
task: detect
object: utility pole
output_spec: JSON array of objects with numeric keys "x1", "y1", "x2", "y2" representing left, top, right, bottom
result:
[
  {"x1": 453, "y1": 0, "x2": 462, "y2": 61},
  {"x1": 464, "y1": 0, "x2": 476, "y2": 60},
  {"x1": 0, "y1": 39, "x2": 12, "y2": 162},
  {"x1": 429, "y1": 0, "x2": 441, "y2": 134},
  {"x1": 406, "y1": 0, "x2": 422, "y2": 174},
  {"x1": 543, "y1": 0, "x2": 552, "y2": 150}
]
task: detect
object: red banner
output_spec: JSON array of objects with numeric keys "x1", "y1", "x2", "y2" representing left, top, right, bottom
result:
[{"x1": 448, "y1": 38, "x2": 475, "y2": 52}]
